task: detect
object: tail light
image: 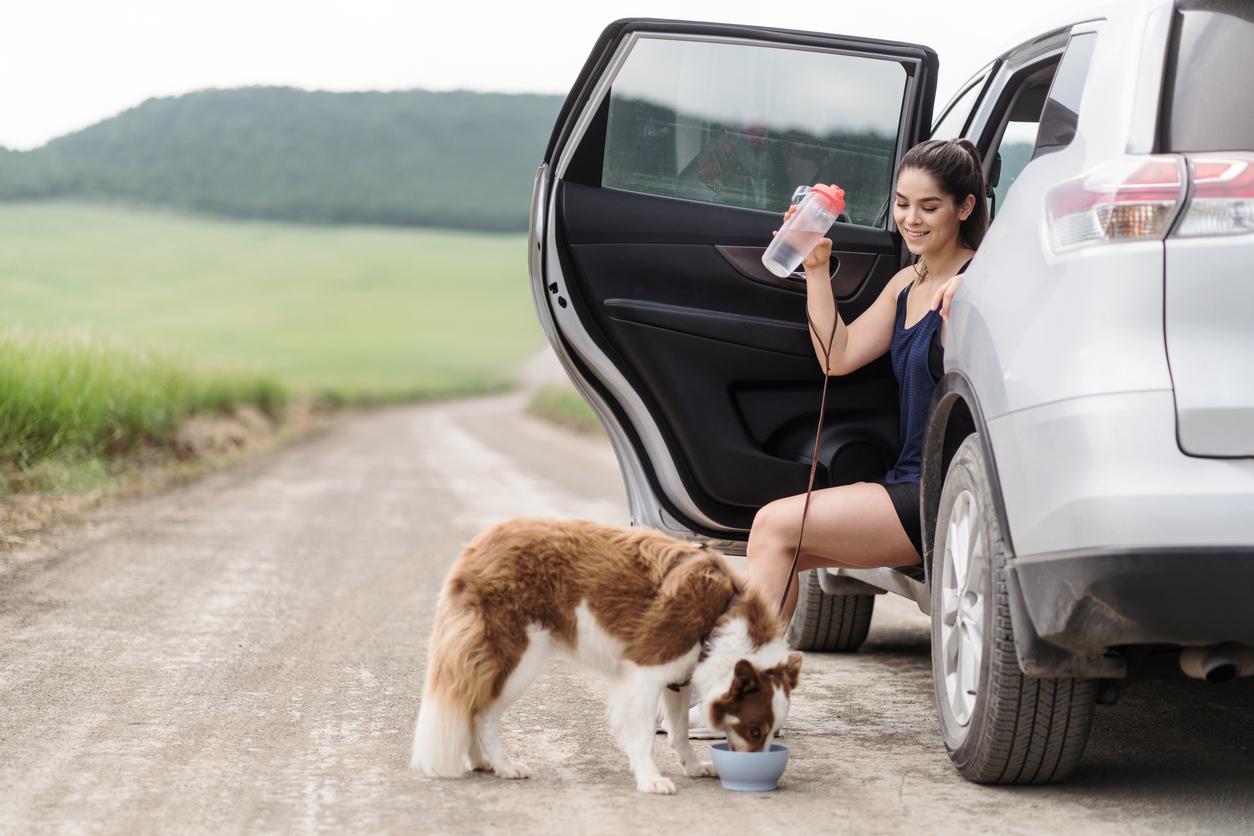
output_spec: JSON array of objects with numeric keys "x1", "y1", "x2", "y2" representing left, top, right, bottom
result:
[
  {"x1": 1046, "y1": 156, "x2": 1185, "y2": 252},
  {"x1": 1046, "y1": 152, "x2": 1254, "y2": 252},
  {"x1": 1174, "y1": 153, "x2": 1254, "y2": 238}
]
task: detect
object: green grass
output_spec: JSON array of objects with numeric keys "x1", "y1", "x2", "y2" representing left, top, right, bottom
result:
[
  {"x1": 525, "y1": 384, "x2": 602, "y2": 435},
  {"x1": 0, "y1": 200, "x2": 544, "y2": 505},
  {"x1": 0, "y1": 328, "x2": 286, "y2": 497},
  {"x1": 0, "y1": 201, "x2": 543, "y2": 400}
]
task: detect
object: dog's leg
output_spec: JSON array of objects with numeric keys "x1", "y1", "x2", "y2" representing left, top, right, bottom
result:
[
  {"x1": 661, "y1": 685, "x2": 715, "y2": 778},
  {"x1": 475, "y1": 710, "x2": 530, "y2": 779},
  {"x1": 610, "y1": 670, "x2": 676, "y2": 794},
  {"x1": 472, "y1": 626, "x2": 550, "y2": 779},
  {"x1": 468, "y1": 731, "x2": 491, "y2": 773}
]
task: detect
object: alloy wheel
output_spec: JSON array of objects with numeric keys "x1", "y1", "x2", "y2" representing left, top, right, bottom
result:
[{"x1": 940, "y1": 488, "x2": 988, "y2": 727}]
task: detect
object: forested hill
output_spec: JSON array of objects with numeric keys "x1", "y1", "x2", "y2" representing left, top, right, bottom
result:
[{"x1": 0, "y1": 87, "x2": 564, "y2": 232}]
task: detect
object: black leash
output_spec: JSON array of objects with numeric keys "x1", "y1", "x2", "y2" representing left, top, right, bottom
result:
[{"x1": 776, "y1": 295, "x2": 838, "y2": 616}]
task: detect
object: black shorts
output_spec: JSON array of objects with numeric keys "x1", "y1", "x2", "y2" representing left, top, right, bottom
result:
[{"x1": 875, "y1": 479, "x2": 922, "y2": 557}]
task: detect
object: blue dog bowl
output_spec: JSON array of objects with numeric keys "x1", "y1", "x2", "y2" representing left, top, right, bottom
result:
[{"x1": 709, "y1": 742, "x2": 790, "y2": 791}]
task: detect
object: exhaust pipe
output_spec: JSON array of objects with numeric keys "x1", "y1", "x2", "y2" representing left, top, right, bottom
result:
[{"x1": 1179, "y1": 643, "x2": 1254, "y2": 682}]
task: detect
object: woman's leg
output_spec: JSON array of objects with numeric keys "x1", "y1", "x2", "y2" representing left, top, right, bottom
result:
[{"x1": 745, "y1": 482, "x2": 919, "y2": 622}]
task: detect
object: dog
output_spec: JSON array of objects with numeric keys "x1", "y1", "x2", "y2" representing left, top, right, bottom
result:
[{"x1": 410, "y1": 518, "x2": 802, "y2": 794}]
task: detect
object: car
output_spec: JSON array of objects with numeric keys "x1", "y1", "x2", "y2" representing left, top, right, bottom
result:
[{"x1": 527, "y1": 0, "x2": 1254, "y2": 784}]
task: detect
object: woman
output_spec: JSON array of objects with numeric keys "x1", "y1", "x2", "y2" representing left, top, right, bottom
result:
[{"x1": 747, "y1": 138, "x2": 990, "y2": 621}]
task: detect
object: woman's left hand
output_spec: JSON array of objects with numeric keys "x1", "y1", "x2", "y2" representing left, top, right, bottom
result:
[{"x1": 930, "y1": 275, "x2": 963, "y2": 320}]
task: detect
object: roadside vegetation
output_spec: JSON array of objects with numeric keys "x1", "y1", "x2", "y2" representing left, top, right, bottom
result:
[
  {"x1": 0, "y1": 327, "x2": 291, "y2": 531},
  {"x1": 525, "y1": 384, "x2": 601, "y2": 436},
  {"x1": 0, "y1": 201, "x2": 544, "y2": 536}
]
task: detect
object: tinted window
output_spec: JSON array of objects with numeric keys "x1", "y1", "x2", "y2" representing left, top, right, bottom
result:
[
  {"x1": 987, "y1": 66, "x2": 1055, "y2": 219},
  {"x1": 1033, "y1": 32, "x2": 1097, "y2": 159},
  {"x1": 930, "y1": 71, "x2": 989, "y2": 141},
  {"x1": 992, "y1": 121, "x2": 1042, "y2": 213},
  {"x1": 1163, "y1": 1, "x2": 1254, "y2": 151},
  {"x1": 601, "y1": 37, "x2": 908, "y2": 226}
]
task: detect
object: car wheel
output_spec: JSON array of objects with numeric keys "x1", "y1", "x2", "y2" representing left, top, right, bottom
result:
[
  {"x1": 931, "y1": 434, "x2": 1096, "y2": 784},
  {"x1": 787, "y1": 570, "x2": 875, "y2": 652}
]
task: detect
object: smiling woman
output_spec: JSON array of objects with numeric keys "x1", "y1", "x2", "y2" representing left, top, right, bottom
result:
[{"x1": 745, "y1": 137, "x2": 988, "y2": 620}]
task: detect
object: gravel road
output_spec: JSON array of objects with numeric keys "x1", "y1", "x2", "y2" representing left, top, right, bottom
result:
[{"x1": 1, "y1": 383, "x2": 1251, "y2": 834}]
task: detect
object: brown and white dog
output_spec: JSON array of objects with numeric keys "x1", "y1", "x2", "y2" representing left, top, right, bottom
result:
[{"x1": 410, "y1": 518, "x2": 802, "y2": 794}]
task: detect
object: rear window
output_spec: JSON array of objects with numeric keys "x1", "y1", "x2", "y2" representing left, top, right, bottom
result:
[
  {"x1": 600, "y1": 37, "x2": 909, "y2": 226},
  {"x1": 1162, "y1": 0, "x2": 1254, "y2": 152},
  {"x1": 1033, "y1": 32, "x2": 1097, "y2": 159}
]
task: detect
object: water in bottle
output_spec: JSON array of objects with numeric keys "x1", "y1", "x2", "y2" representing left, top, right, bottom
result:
[{"x1": 762, "y1": 184, "x2": 846, "y2": 278}]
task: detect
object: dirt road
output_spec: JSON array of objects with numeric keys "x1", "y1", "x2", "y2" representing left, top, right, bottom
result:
[{"x1": 1, "y1": 390, "x2": 1251, "y2": 834}]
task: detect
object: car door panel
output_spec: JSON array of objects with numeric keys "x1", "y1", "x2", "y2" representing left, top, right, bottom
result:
[
  {"x1": 555, "y1": 182, "x2": 904, "y2": 528},
  {"x1": 536, "y1": 19, "x2": 937, "y2": 536}
]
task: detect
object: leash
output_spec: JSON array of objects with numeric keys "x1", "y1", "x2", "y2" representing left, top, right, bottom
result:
[{"x1": 776, "y1": 295, "x2": 838, "y2": 616}]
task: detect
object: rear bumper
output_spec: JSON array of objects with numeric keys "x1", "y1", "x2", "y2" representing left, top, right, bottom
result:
[{"x1": 1004, "y1": 546, "x2": 1254, "y2": 678}]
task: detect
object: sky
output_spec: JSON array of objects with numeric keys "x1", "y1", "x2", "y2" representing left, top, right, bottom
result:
[{"x1": 1, "y1": 0, "x2": 1102, "y2": 150}]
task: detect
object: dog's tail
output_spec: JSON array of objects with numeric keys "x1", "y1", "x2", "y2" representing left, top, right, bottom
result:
[{"x1": 411, "y1": 584, "x2": 480, "y2": 777}]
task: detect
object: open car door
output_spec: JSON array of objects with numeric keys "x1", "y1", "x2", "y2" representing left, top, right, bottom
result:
[{"x1": 530, "y1": 18, "x2": 938, "y2": 548}]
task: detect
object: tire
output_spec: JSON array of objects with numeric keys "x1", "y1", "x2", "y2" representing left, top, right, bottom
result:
[
  {"x1": 787, "y1": 570, "x2": 875, "y2": 652},
  {"x1": 931, "y1": 434, "x2": 1096, "y2": 784}
]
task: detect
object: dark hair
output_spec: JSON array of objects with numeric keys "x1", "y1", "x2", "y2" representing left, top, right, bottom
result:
[{"x1": 896, "y1": 138, "x2": 989, "y2": 278}]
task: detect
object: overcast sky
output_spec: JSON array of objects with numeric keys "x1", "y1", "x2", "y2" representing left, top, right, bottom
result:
[{"x1": 2, "y1": 0, "x2": 1102, "y2": 150}]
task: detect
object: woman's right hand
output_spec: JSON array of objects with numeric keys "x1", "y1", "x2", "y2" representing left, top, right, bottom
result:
[{"x1": 776, "y1": 205, "x2": 832, "y2": 274}]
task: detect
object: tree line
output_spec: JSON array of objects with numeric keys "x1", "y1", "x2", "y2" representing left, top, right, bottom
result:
[{"x1": 0, "y1": 87, "x2": 563, "y2": 232}]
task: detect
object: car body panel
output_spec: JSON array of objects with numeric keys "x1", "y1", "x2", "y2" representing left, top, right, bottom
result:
[
  {"x1": 988, "y1": 391, "x2": 1254, "y2": 557},
  {"x1": 948, "y1": 11, "x2": 1176, "y2": 422},
  {"x1": 1164, "y1": 200, "x2": 1254, "y2": 458},
  {"x1": 922, "y1": 1, "x2": 1254, "y2": 672}
]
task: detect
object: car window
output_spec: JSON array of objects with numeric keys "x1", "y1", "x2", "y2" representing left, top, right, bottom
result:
[
  {"x1": 987, "y1": 66, "x2": 1055, "y2": 219},
  {"x1": 601, "y1": 37, "x2": 909, "y2": 226},
  {"x1": 1162, "y1": 0, "x2": 1254, "y2": 152},
  {"x1": 930, "y1": 68, "x2": 992, "y2": 141},
  {"x1": 1033, "y1": 33, "x2": 1097, "y2": 159}
]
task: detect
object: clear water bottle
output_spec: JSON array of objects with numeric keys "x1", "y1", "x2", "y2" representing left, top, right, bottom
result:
[{"x1": 761, "y1": 184, "x2": 846, "y2": 278}]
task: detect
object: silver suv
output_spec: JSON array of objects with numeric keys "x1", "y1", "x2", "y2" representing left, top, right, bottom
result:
[{"x1": 528, "y1": 0, "x2": 1253, "y2": 784}]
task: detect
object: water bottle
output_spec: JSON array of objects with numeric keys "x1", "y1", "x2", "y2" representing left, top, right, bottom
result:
[{"x1": 761, "y1": 184, "x2": 846, "y2": 278}]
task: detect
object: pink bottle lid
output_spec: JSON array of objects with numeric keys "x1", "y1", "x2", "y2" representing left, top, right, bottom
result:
[{"x1": 809, "y1": 183, "x2": 846, "y2": 214}]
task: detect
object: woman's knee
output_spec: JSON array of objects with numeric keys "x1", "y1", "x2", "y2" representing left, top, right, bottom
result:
[{"x1": 748, "y1": 499, "x2": 799, "y2": 556}]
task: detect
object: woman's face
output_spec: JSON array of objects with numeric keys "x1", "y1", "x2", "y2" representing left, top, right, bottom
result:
[{"x1": 893, "y1": 167, "x2": 974, "y2": 257}]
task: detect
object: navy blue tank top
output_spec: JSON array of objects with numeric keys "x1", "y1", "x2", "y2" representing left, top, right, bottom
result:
[{"x1": 882, "y1": 258, "x2": 972, "y2": 486}]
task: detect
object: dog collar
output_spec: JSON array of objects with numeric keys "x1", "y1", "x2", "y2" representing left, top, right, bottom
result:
[{"x1": 665, "y1": 590, "x2": 740, "y2": 692}]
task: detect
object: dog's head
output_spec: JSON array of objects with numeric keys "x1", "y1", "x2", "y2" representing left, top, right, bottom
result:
[{"x1": 705, "y1": 653, "x2": 802, "y2": 752}]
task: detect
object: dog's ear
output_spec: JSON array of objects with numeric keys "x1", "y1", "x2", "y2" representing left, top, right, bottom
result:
[
  {"x1": 784, "y1": 651, "x2": 803, "y2": 690},
  {"x1": 709, "y1": 698, "x2": 728, "y2": 730},
  {"x1": 730, "y1": 659, "x2": 761, "y2": 698},
  {"x1": 712, "y1": 661, "x2": 760, "y2": 729}
]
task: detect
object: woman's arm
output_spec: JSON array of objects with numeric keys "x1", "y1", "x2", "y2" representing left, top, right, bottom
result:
[
  {"x1": 803, "y1": 258, "x2": 903, "y2": 376},
  {"x1": 780, "y1": 205, "x2": 902, "y2": 376}
]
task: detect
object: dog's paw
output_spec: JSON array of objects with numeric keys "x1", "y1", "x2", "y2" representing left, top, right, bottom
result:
[
  {"x1": 637, "y1": 776, "x2": 677, "y2": 795},
  {"x1": 683, "y1": 760, "x2": 716, "y2": 778},
  {"x1": 492, "y1": 762, "x2": 531, "y2": 780}
]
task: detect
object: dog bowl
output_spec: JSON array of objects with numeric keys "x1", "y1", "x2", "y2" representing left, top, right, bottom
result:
[{"x1": 709, "y1": 742, "x2": 789, "y2": 791}]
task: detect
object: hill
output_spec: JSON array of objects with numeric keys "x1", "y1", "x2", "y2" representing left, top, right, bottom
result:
[{"x1": 0, "y1": 87, "x2": 563, "y2": 232}]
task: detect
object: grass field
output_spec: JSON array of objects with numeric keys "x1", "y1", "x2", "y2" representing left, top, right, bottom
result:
[{"x1": 0, "y1": 201, "x2": 543, "y2": 400}]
